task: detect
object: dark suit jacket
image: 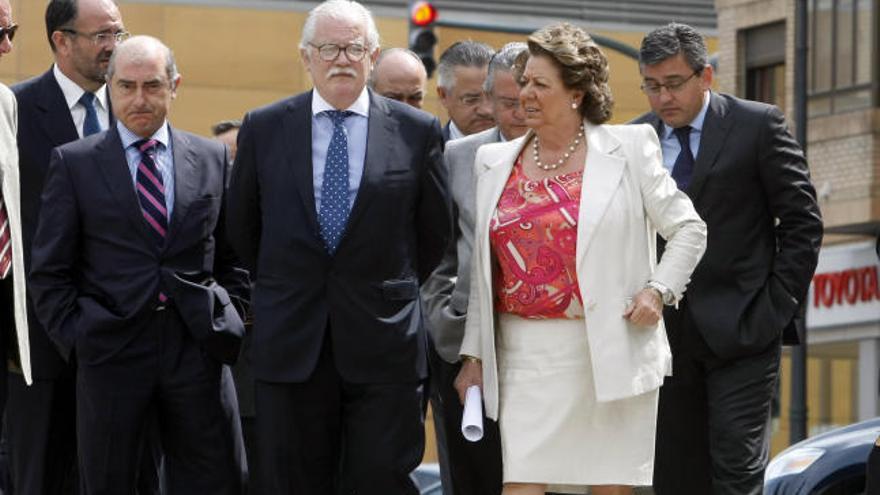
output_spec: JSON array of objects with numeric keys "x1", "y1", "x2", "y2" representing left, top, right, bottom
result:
[
  {"x1": 12, "y1": 68, "x2": 113, "y2": 378},
  {"x1": 28, "y1": 126, "x2": 249, "y2": 366},
  {"x1": 227, "y1": 90, "x2": 451, "y2": 384},
  {"x1": 633, "y1": 92, "x2": 823, "y2": 359}
]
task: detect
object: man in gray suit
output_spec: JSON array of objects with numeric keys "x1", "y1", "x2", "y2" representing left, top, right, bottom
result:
[{"x1": 422, "y1": 42, "x2": 527, "y2": 495}]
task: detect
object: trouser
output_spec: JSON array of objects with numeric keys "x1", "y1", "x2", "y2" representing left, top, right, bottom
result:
[
  {"x1": 7, "y1": 366, "x2": 78, "y2": 495},
  {"x1": 76, "y1": 308, "x2": 239, "y2": 495},
  {"x1": 429, "y1": 346, "x2": 503, "y2": 495},
  {"x1": 254, "y1": 333, "x2": 424, "y2": 495},
  {"x1": 653, "y1": 303, "x2": 780, "y2": 495}
]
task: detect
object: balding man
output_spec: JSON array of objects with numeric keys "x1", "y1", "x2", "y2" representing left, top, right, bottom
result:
[
  {"x1": 29, "y1": 36, "x2": 249, "y2": 494},
  {"x1": 369, "y1": 47, "x2": 428, "y2": 108},
  {"x1": 11, "y1": 0, "x2": 128, "y2": 491}
]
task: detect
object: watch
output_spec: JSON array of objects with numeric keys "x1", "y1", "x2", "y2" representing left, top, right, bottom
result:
[{"x1": 645, "y1": 280, "x2": 676, "y2": 306}]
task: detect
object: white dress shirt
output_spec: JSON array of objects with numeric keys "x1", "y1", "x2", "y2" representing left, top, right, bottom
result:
[
  {"x1": 310, "y1": 88, "x2": 370, "y2": 212},
  {"x1": 53, "y1": 64, "x2": 110, "y2": 138},
  {"x1": 659, "y1": 90, "x2": 710, "y2": 173}
]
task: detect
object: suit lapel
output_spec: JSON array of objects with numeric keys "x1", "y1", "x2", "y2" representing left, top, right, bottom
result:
[
  {"x1": 575, "y1": 124, "x2": 625, "y2": 266},
  {"x1": 105, "y1": 85, "x2": 116, "y2": 128},
  {"x1": 474, "y1": 136, "x2": 522, "y2": 294},
  {"x1": 38, "y1": 70, "x2": 79, "y2": 148},
  {"x1": 165, "y1": 128, "x2": 198, "y2": 248},
  {"x1": 343, "y1": 92, "x2": 395, "y2": 239},
  {"x1": 687, "y1": 92, "x2": 732, "y2": 201},
  {"x1": 95, "y1": 129, "x2": 156, "y2": 247},
  {"x1": 284, "y1": 94, "x2": 319, "y2": 235}
]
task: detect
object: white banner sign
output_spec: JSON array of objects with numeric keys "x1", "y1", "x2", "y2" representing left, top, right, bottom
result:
[{"x1": 807, "y1": 241, "x2": 880, "y2": 329}]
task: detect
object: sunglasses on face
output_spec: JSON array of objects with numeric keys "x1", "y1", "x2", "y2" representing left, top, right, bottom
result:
[{"x1": 0, "y1": 24, "x2": 18, "y2": 42}]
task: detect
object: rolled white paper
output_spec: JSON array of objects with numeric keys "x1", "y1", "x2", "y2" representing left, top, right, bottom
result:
[{"x1": 461, "y1": 385, "x2": 484, "y2": 442}]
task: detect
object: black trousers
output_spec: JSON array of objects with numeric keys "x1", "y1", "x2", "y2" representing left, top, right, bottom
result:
[
  {"x1": 6, "y1": 363, "x2": 78, "y2": 495},
  {"x1": 653, "y1": 303, "x2": 780, "y2": 495},
  {"x1": 76, "y1": 308, "x2": 239, "y2": 495},
  {"x1": 428, "y1": 348, "x2": 502, "y2": 495},
  {"x1": 3, "y1": 270, "x2": 78, "y2": 495},
  {"x1": 0, "y1": 276, "x2": 13, "y2": 493},
  {"x1": 254, "y1": 334, "x2": 424, "y2": 495}
]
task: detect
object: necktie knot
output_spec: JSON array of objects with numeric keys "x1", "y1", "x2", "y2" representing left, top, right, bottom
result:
[
  {"x1": 673, "y1": 125, "x2": 692, "y2": 147},
  {"x1": 324, "y1": 110, "x2": 353, "y2": 127},
  {"x1": 79, "y1": 91, "x2": 95, "y2": 107},
  {"x1": 134, "y1": 139, "x2": 159, "y2": 155}
]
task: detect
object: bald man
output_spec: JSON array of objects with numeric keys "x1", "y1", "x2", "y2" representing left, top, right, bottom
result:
[
  {"x1": 29, "y1": 35, "x2": 248, "y2": 494},
  {"x1": 369, "y1": 47, "x2": 428, "y2": 109}
]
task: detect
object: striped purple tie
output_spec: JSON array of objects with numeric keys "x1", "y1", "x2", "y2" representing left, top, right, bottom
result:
[{"x1": 134, "y1": 139, "x2": 167, "y2": 245}]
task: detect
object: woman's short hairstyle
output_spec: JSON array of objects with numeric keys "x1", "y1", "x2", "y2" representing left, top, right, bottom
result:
[{"x1": 513, "y1": 22, "x2": 613, "y2": 124}]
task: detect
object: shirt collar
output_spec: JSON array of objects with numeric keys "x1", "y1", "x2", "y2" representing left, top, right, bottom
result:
[
  {"x1": 448, "y1": 120, "x2": 465, "y2": 141},
  {"x1": 662, "y1": 90, "x2": 710, "y2": 140},
  {"x1": 53, "y1": 63, "x2": 109, "y2": 113},
  {"x1": 117, "y1": 120, "x2": 170, "y2": 151},
  {"x1": 311, "y1": 87, "x2": 370, "y2": 118}
]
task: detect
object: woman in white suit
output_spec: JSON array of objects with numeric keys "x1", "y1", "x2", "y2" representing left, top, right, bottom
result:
[{"x1": 454, "y1": 23, "x2": 706, "y2": 495}]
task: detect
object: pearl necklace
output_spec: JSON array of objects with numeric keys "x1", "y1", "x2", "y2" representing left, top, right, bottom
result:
[{"x1": 532, "y1": 124, "x2": 585, "y2": 171}]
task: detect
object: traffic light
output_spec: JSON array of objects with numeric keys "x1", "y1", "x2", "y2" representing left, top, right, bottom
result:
[{"x1": 408, "y1": 1, "x2": 438, "y2": 78}]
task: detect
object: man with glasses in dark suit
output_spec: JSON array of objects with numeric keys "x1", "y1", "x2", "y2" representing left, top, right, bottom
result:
[
  {"x1": 227, "y1": 1, "x2": 451, "y2": 492},
  {"x1": 633, "y1": 22, "x2": 823, "y2": 495},
  {"x1": 11, "y1": 1, "x2": 127, "y2": 491},
  {"x1": 436, "y1": 41, "x2": 495, "y2": 142}
]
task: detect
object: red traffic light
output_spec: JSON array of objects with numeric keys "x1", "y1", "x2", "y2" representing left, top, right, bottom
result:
[{"x1": 410, "y1": 2, "x2": 437, "y2": 27}]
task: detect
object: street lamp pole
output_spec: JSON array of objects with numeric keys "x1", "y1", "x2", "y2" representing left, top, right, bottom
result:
[{"x1": 790, "y1": 0, "x2": 809, "y2": 445}]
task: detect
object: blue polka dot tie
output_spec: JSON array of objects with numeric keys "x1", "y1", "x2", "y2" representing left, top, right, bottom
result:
[{"x1": 318, "y1": 110, "x2": 353, "y2": 254}]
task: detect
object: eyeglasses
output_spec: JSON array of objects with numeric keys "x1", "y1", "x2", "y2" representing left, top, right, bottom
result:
[
  {"x1": 60, "y1": 29, "x2": 130, "y2": 46},
  {"x1": 458, "y1": 93, "x2": 488, "y2": 107},
  {"x1": 494, "y1": 97, "x2": 520, "y2": 111},
  {"x1": 641, "y1": 71, "x2": 700, "y2": 96},
  {"x1": 309, "y1": 43, "x2": 368, "y2": 62},
  {"x1": 0, "y1": 24, "x2": 18, "y2": 42}
]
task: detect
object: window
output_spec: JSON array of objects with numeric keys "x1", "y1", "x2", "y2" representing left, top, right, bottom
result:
[
  {"x1": 809, "y1": 0, "x2": 876, "y2": 115},
  {"x1": 744, "y1": 22, "x2": 786, "y2": 112}
]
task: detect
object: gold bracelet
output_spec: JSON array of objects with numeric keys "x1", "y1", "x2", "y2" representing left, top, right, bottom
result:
[{"x1": 461, "y1": 355, "x2": 482, "y2": 364}]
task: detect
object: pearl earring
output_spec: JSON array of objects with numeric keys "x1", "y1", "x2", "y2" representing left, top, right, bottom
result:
[{"x1": 571, "y1": 101, "x2": 578, "y2": 109}]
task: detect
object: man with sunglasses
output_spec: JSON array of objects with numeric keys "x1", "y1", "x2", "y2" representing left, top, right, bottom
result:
[
  {"x1": 10, "y1": 0, "x2": 126, "y2": 493},
  {"x1": 0, "y1": 2, "x2": 29, "y2": 492},
  {"x1": 632, "y1": 22, "x2": 823, "y2": 495},
  {"x1": 436, "y1": 41, "x2": 496, "y2": 142},
  {"x1": 226, "y1": 1, "x2": 450, "y2": 493}
]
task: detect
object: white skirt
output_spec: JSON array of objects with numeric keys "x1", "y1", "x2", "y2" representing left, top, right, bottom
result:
[{"x1": 497, "y1": 313, "x2": 657, "y2": 490}]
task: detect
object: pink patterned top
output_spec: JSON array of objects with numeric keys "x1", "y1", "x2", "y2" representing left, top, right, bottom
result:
[{"x1": 490, "y1": 155, "x2": 584, "y2": 319}]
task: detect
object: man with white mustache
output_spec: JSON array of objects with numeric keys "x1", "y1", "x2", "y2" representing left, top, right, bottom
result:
[{"x1": 226, "y1": 1, "x2": 451, "y2": 493}]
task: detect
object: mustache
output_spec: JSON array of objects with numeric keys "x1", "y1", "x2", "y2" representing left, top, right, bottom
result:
[{"x1": 327, "y1": 67, "x2": 357, "y2": 78}]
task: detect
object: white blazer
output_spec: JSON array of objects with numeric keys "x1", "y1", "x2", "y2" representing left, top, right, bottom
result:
[
  {"x1": 460, "y1": 122, "x2": 706, "y2": 420},
  {"x1": 0, "y1": 84, "x2": 32, "y2": 385}
]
